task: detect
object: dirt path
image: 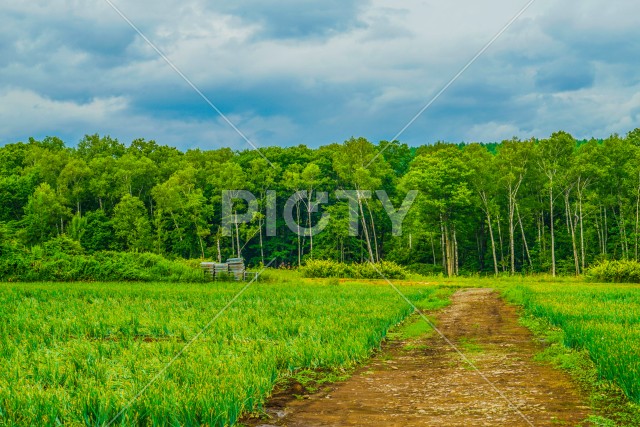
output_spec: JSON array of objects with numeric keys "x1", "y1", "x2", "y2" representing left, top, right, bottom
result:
[{"x1": 248, "y1": 289, "x2": 591, "y2": 427}]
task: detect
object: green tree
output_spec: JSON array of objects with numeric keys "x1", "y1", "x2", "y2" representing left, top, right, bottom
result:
[
  {"x1": 333, "y1": 137, "x2": 391, "y2": 263},
  {"x1": 58, "y1": 158, "x2": 91, "y2": 215},
  {"x1": 115, "y1": 153, "x2": 158, "y2": 198},
  {"x1": 152, "y1": 166, "x2": 211, "y2": 258},
  {"x1": 402, "y1": 145, "x2": 472, "y2": 276},
  {"x1": 77, "y1": 134, "x2": 125, "y2": 160},
  {"x1": 464, "y1": 143, "x2": 500, "y2": 275},
  {"x1": 248, "y1": 158, "x2": 281, "y2": 265},
  {"x1": 537, "y1": 131, "x2": 575, "y2": 276},
  {"x1": 81, "y1": 210, "x2": 114, "y2": 252},
  {"x1": 112, "y1": 194, "x2": 152, "y2": 252},
  {"x1": 497, "y1": 139, "x2": 534, "y2": 274},
  {"x1": 23, "y1": 183, "x2": 72, "y2": 244},
  {"x1": 88, "y1": 156, "x2": 118, "y2": 210},
  {"x1": 209, "y1": 161, "x2": 249, "y2": 259}
]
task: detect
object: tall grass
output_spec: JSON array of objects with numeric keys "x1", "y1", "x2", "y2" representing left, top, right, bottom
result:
[
  {"x1": 503, "y1": 282, "x2": 640, "y2": 402},
  {"x1": 0, "y1": 280, "x2": 447, "y2": 425}
]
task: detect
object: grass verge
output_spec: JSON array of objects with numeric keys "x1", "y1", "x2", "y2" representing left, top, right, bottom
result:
[{"x1": 518, "y1": 314, "x2": 640, "y2": 426}]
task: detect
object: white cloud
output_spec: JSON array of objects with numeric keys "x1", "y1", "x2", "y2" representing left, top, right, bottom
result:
[
  {"x1": 0, "y1": 88, "x2": 298, "y2": 151},
  {"x1": 464, "y1": 122, "x2": 523, "y2": 143},
  {"x1": 0, "y1": 89, "x2": 128, "y2": 137},
  {"x1": 1, "y1": 0, "x2": 640, "y2": 148}
]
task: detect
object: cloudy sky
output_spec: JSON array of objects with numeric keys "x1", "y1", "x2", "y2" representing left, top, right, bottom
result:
[{"x1": 1, "y1": 0, "x2": 638, "y2": 150}]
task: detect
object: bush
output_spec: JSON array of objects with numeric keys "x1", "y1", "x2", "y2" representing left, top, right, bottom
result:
[
  {"x1": 0, "y1": 239, "x2": 207, "y2": 282},
  {"x1": 299, "y1": 259, "x2": 350, "y2": 278},
  {"x1": 300, "y1": 259, "x2": 407, "y2": 280},
  {"x1": 587, "y1": 260, "x2": 640, "y2": 283},
  {"x1": 43, "y1": 235, "x2": 84, "y2": 256}
]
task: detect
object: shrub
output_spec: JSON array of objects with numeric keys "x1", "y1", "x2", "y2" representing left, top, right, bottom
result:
[
  {"x1": 0, "y1": 240, "x2": 207, "y2": 283},
  {"x1": 299, "y1": 259, "x2": 349, "y2": 278},
  {"x1": 43, "y1": 235, "x2": 84, "y2": 256},
  {"x1": 300, "y1": 259, "x2": 407, "y2": 280},
  {"x1": 587, "y1": 260, "x2": 640, "y2": 283}
]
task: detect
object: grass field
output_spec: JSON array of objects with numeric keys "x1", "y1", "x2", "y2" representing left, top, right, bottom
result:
[
  {"x1": 3, "y1": 273, "x2": 640, "y2": 426},
  {"x1": 502, "y1": 281, "x2": 640, "y2": 401},
  {"x1": 0, "y1": 275, "x2": 451, "y2": 426}
]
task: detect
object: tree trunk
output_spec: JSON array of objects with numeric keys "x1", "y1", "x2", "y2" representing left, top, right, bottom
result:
[
  {"x1": 430, "y1": 232, "x2": 437, "y2": 265},
  {"x1": 296, "y1": 203, "x2": 301, "y2": 267},
  {"x1": 541, "y1": 206, "x2": 546, "y2": 254},
  {"x1": 307, "y1": 198, "x2": 314, "y2": 259},
  {"x1": 198, "y1": 234, "x2": 205, "y2": 259},
  {"x1": 476, "y1": 227, "x2": 483, "y2": 272},
  {"x1": 235, "y1": 210, "x2": 241, "y2": 258},
  {"x1": 604, "y1": 206, "x2": 608, "y2": 256},
  {"x1": 538, "y1": 211, "x2": 542, "y2": 254},
  {"x1": 440, "y1": 217, "x2": 447, "y2": 272},
  {"x1": 231, "y1": 223, "x2": 235, "y2": 256},
  {"x1": 453, "y1": 225, "x2": 459, "y2": 276},
  {"x1": 550, "y1": 185, "x2": 556, "y2": 277},
  {"x1": 444, "y1": 221, "x2": 453, "y2": 277},
  {"x1": 497, "y1": 216, "x2": 505, "y2": 272},
  {"x1": 357, "y1": 195, "x2": 375, "y2": 263},
  {"x1": 516, "y1": 204, "x2": 532, "y2": 269},
  {"x1": 508, "y1": 185, "x2": 516, "y2": 275},
  {"x1": 479, "y1": 191, "x2": 498, "y2": 276},
  {"x1": 364, "y1": 199, "x2": 380, "y2": 263},
  {"x1": 595, "y1": 210, "x2": 603, "y2": 256},
  {"x1": 487, "y1": 214, "x2": 499, "y2": 276},
  {"x1": 259, "y1": 216, "x2": 265, "y2": 265},
  {"x1": 170, "y1": 211, "x2": 183, "y2": 241},
  {"x1": 578, "y1": 189, "x2": 586, "y2": 271},
  {"x1": 618, "y1": 201, "x2": 628, "y2": 259},
  {"x1": 216, "y1": 228, "x2": 222, "y2": 263},
  {"x1": 564, "y1": 189, "x2": 580, "y2": 275}
]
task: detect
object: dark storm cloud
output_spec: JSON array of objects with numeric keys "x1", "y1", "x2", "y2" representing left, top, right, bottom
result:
[{"x1": 535, "y1": 59, "x2": 596, "y2": 92}]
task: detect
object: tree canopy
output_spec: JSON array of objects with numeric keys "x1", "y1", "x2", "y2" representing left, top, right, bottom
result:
[{"x1": 2, "y1": 130, "x2": 640, "y2": 276}]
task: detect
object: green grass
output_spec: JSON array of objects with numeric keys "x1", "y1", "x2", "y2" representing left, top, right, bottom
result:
[
  {"x1": 516, "y1": 313, "x2": 640, "y2": 426},
  {"x1": 0, "y1": 275, "x2": 449, "y2": 426},
  {"x1": 499, "y1": 280, "x2": 640, "y2": 426},
  {"x1": 394, "y1": 317, "x2": 434, "y2": 339},
  {"x1": 502, "y1": 282, "x2": 640, "y2": 401}
]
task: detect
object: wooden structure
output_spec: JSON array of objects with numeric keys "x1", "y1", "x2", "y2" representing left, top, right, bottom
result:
[{"x1": 201, "y1": 258, "x2": 258, "y2": 281}]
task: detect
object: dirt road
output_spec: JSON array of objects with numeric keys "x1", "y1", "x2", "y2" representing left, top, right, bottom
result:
[{"x1": 249, "y1": 288, "x2": 591, "y2": 426}]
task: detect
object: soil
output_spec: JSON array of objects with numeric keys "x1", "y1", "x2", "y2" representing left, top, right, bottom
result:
[{"x1": 244, "y1": 288, "x2": 592, "y2": 427}]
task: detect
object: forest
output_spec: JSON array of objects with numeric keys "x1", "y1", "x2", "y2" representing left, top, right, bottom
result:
[{"x1": 1, "y1": 129, "x2": 640, "y2": 278}]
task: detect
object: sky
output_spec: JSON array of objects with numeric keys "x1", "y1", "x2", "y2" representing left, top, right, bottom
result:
[{"x1": 0, "y1": 0, "x2": 639, "y2": 151}]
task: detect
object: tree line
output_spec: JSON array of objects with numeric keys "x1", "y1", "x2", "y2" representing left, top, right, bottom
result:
[{"x1": 1, "y1": 129, "x2": 639, "y2": 276}]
